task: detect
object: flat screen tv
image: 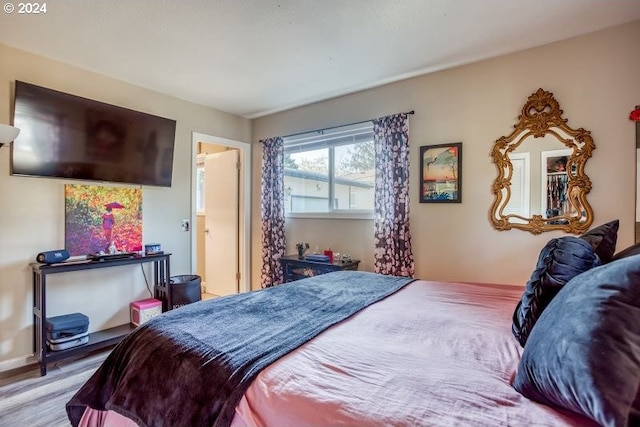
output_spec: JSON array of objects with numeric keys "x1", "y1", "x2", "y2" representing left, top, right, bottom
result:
[{"x1": 11, "y1": 81, "x2": 177, "y2": 187}]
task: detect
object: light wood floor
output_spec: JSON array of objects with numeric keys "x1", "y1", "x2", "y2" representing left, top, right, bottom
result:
[{"x1": 0, "y1": 349, "x2": 109, "y2": 427}]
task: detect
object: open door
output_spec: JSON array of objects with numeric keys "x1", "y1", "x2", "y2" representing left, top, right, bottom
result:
[{"x1": 204, "y1": 150, "x2": 239, "y2": 296}]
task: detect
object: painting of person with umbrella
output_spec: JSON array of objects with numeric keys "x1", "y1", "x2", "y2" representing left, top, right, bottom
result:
[
  {"x1": 102, "y1": 202, "x2": 124, "y2": 251},
  {"x1": 64, "y1": 185, "x2": 143, "y2": 256}
]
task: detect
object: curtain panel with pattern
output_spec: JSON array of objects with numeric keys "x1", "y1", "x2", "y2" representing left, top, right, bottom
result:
[
  {"x1": 260, "y1": 137, "x2": 286, "y2": 287},
  {"x1": 373, "y1": 113, "x2": 415, "y2": 277}
]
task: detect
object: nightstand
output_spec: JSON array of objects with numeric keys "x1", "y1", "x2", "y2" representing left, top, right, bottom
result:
[{"x1": 280, "y1": 254, "x2": 360, "y2": 283}]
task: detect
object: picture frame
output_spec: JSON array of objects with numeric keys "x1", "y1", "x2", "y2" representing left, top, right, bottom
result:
[
  {"x1": 65, "y1": 184, "x2": 143, "y2": 256},
  {"x1": 419, "y1": 142, "x2": 462, "y2": 203}
]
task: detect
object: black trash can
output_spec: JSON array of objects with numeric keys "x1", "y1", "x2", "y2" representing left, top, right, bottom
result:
[{"x1": 169, "y1": 275, "x2": 202, "y2": 310}]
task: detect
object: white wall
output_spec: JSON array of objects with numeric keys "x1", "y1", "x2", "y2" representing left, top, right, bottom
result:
[
  {"x1": 0, "y1": 43, "x2": 251, "y2": 365},
  {"x1": 251, "y1": 20, "x2": 640, "y2": 290}
]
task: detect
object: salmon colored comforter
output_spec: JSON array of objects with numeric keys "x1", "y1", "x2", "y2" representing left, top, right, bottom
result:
[{"x1": 79, "y1": 280, "x2": 596, "y2": 426}]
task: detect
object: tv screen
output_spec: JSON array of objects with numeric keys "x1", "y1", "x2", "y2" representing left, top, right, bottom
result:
[{"x1": 11, "y1": 81, "x2": 176, "y2": 187}]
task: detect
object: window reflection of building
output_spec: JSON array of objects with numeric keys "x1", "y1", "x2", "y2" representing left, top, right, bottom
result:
[
  {"x1": 196, "y1": 155, "x2": 206, "y2": 214},
  {"x1": 283, "y1": 122, "x2": 375, "y2": 215},
  {"x1": 13, "y1": 110, "x2": 64, "y2": 167},
  {"x1": 283, "y1": 168, "x2": 374, "y2": 213}
]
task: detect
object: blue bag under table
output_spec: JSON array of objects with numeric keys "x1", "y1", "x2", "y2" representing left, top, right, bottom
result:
[{"x1": 46, "y1": 312, "x2": 89, "y2": 341}]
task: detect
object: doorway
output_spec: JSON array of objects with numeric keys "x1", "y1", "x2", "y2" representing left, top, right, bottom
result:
[{"x1": 191, "y1": 132, "x2": 251, "y2": 295}]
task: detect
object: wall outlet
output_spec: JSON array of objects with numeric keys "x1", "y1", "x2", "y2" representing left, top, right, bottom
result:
[{"x1": 181, "y1": 219, "x2": 190, "y2": 232}]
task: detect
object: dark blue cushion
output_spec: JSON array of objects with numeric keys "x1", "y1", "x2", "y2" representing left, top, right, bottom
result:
[
  {"x1": 579, "y1": 219, "x2": 619, "y2": 264},
  {"x1": 512, "y1": 236, "x2": 600, "y2": 347},
  {"x1": 513, "y1": 254, "x2": 640, "y2": 427}
]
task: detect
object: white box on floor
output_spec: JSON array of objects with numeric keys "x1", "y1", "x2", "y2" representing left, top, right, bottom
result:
[{"x1": 130, "y1": 298, "x2": 162, "y2": 326}]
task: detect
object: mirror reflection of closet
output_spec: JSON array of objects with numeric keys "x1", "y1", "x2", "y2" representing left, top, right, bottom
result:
[
  {"x1": 489, "y1": 88, "x2": 595, "y2": 234},
  {"x1": 507, "y1": 135, "x2": 572, "y2": 221}
]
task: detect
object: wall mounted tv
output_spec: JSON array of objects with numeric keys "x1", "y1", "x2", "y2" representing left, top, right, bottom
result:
[{"x1": 11, "y1": 81, "x2": 177, "y2": 187}]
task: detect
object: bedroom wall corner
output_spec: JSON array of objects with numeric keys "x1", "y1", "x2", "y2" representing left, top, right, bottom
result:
[
  {"x1": 0, "y1": 43, "x2": 251, "y2": 367},
  {"x1": 250, "y1": 20, "x2": 640, "y2": 289}
]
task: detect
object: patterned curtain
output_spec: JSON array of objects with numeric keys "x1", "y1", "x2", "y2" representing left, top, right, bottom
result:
[
  {"x1": 373, "y1": 113, "x2": 415, "y2": 277},
  {"x1": 260, "y1": 137, "x2": 286, "y2": 288}
]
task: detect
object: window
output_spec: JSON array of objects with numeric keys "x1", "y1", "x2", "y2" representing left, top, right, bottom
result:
[
  {"x1": 195, "y1": 154, "x2": 205, "y2": 214},
  {"x1": 283, "y1": 122, "x2": 375, "y2": 216}
]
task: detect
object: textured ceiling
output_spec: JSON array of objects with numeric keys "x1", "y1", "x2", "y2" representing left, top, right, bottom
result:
[{"x1": 1, "y1": 0, "x2": 640, "y2": 118}]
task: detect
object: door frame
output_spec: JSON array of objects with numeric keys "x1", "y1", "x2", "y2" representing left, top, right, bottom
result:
[{"x1": 191, "y1": 132, "x2": 251, "y2": 294}]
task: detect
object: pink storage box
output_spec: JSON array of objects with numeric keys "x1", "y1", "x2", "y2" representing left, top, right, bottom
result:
[{"x1": 130, "y1": 298, "x2": 162, "y2": 326}]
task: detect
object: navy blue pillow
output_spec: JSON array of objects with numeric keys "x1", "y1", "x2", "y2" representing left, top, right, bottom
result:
[
  {"x1": 579, "y1": 219, "x2": 619, "y2": 264},
  {"x1": 512, "y1": 236, "x2": 600, "y2": 347},
  {"x1": 514, "y1": 254, "x2": 640, "y2": 427}
]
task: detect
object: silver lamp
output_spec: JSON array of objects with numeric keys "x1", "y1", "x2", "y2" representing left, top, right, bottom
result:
[{"x1": 0, "y1": 124, "x2": 20, "y2": 147}]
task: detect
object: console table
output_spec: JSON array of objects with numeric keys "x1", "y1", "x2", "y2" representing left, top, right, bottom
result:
[
  {"x1": 279, "y1": 254, "x2": 360, "y2": 283},
  {"x1": 30, "y1": 253, "x2": 171, "y2": 375}
]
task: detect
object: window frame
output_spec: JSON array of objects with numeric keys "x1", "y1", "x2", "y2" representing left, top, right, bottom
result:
[{"x1": 283, "y1": 123, "x2": 375, "y2": 219}]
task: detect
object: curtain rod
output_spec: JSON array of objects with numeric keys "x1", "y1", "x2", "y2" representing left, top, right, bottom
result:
[{"x1": 281, "y1": 110, "x2": 415, "y2": 139}]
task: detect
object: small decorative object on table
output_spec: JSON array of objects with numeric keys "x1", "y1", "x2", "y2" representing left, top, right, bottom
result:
[
  {"x1": 130, "y1": 298, "x2": 162, "y2": 326},
  {"x1": 296, "y1": 242, "x2": 310, "y2": 259},
  {"x1": 340, "y1": 254, "x2": 353, "y2": 263},
  {"x1": 145, "y1": 243, "x2": 163, "y2": 255}
]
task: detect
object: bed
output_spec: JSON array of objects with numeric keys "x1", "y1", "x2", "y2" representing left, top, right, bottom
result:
[
  {"x1": 67, "y1": 272, "x2": 608, "y2": 427},
  {"x1": 66, "y1": 223, "x2": 640, "y2": 427}
]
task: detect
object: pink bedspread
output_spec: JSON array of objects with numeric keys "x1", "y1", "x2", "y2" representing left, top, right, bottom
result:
[{"x1": 80, "y1": 280, "x2": 596, "y2": 426}]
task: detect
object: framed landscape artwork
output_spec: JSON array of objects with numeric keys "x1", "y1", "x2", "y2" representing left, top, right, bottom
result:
[{"x1": 419, "y1": 142, "x2": 462, "y2": 203}]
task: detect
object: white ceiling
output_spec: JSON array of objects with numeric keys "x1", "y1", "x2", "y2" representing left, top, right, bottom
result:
[{"x1": 1, "y1": 0, "x2": 640, "y2": 119}]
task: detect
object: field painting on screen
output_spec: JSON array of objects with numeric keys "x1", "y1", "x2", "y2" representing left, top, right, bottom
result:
[{"x1": 65, "y1": 184, "x2": 142, "y2": 256}]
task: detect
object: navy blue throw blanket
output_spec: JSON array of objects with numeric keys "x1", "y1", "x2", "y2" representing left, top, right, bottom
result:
[{"x1": 67, "y1": 271, "x2": 414, "y2": 427}]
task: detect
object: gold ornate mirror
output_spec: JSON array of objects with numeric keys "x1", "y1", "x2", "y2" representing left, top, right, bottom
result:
[{"x1": 489, "y1": 88, "x2": 595, "y2": 234}]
